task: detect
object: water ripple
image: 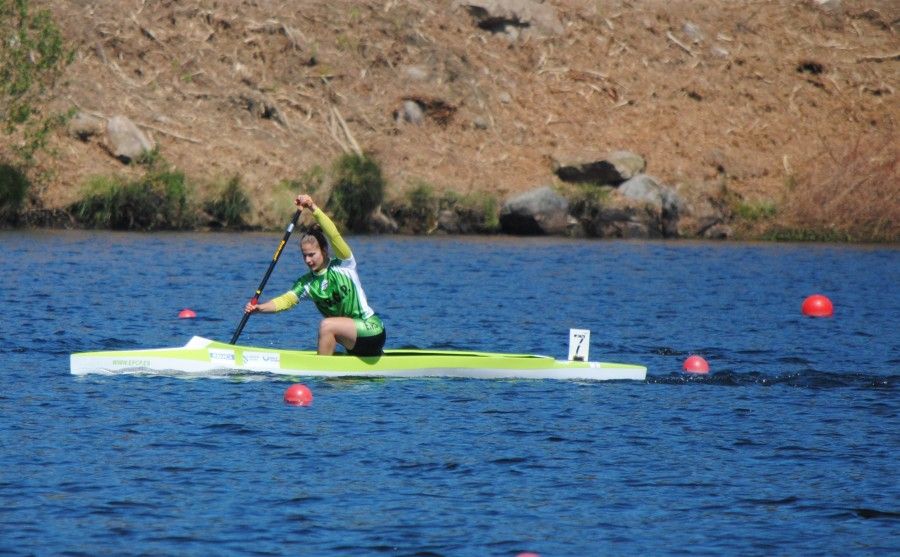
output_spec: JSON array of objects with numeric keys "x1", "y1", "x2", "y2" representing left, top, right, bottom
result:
[{"x1": 2, "y1": 232, "x2": 898, "y2": 556}]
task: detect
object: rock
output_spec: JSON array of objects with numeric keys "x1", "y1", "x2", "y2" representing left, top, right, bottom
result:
[
  {"x1": 234, "y1": 92, "x2": 286, "y2": 126},
  {"x1": 619, "y1": 174, "x2": 683, "y2": 210},
  {"x1": 574, "y1": 202, "x2": 661, "y2": 239},
  {"x1": 672, "y1": 180, "x2": 735, "y2": 238},
  {"x1": 565, "y1": 214, "x2": 583, "y2": 237},
  {"x1": 436, "y1": 209, "x2": 461, "y2": 234},
  {"x1": 472, "y1": 116, "x2": 489, "y2": 130},
  {"x1": 401, "y1": 65, "x2": 430, "y2": 81},
  {"x1": 68, "y1": 112, "x2": 104, "y2": 141},
  {"x1": 618, "y1": 174, "x2": 684, "y2": 237},
  {"x1": 702, "y1": 223, "x2": 733, "y2": 239},
  {"x1": 565, "y1": 175, "x2": 684, "y2": 239},
  {"x1": 812, "y1": 0, "x2": 842, "y2": 14},
  {"x1": 456, "y1": 0, "x2": 564, "y2": 38},
  {"x1": 367, "y1": 205, "x2": 398, "y2": 233},
  {"x1": 552, "y1": 150, "x2": 646, "y2": 185},
  {"x1": 499, "y1": 186, "x2": 569, "y2": 235},
  {"x1": 106, "y1": 115, "x2": 154, "y2": 163},
  {"x1": 710, "y1": 45, "x2": 730, "y2": 59},
  {"x1": 398, "y1": 95, "x2": 458, "y2": 127},
  {"x1": 397, "y1": 100, "x2": 425, "y2": 125},
  {"x1": 682, "y1": 22, "x2": 704, "y2": 43}
]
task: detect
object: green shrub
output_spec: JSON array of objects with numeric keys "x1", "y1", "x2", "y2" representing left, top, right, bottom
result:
[
  {"x1": 400, "y1": 182, "x2": 438, "y2": 232},
  {"x1": 734, "y1": 199, "x2": 777, "y2": 222},
  {"x1": 439, "y1": 190, "x2": 500, "y2": 233},
  {"x1": 203, "y1": 175, "x2": 250, "y2": 228},
  {"x1": 382, "y1": 185, "x2": 500, "y2": 234},
  {"x1": 0, "y1": 163, "x2": 29, "y2": 224},
  {"x1": 762, "y1": 228, "x2": 853, "y2": 243},
  {"x1": 561, "y1": 183, "x2": 613, "y2": 228},
  {"x1": 72, "y1": 164, "x2": 193, "y2": 230},
  {"x1": 327, "y1": 153, "x2": 385, "y2": 232}
]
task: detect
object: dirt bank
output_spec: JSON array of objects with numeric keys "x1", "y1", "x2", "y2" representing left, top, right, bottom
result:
[{"x1": 11, "y1": 0, "x2": 900, "y2": 238}]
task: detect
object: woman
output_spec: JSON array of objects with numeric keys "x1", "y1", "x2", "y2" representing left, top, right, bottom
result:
[{"x1": 244, "y1": 194, "x2": 386, "y2": 356}]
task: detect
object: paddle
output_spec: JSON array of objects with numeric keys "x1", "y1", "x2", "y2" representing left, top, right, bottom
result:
[{"x1": 229, "y1": 209, "x2": 302, "y2": 344}]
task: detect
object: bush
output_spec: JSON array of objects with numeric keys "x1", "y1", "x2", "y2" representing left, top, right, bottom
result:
[
  {"x1": 733, "y1": 199, "x2": 777, "y2": 222},
  {"x1": 395, "y1": 181, "x2": 438, "y2": 233},
  {"x1": 71, "y1": 159, "x2": 193, "y2": 230},
  {"x1": 327, "y1": 153, "x2": 385, "y2": 232},
  {"x1": 383, "y1": 185, "x2": 500, "y2": 234},
  {"x1": 562, "y1": 183, "x2": 613, "y2": 228},
  {"x1": 0, "y1": 163, "x2": 29, "y2": 224},
  {"x1": 203, "y1": 175, "x2": 250, "y2": 228},
  {"x1": 440, "y1": 190, "x2": 500, "y2": 233}
]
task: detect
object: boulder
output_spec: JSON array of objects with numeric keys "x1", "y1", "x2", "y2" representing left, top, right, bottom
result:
[
  {"x1": 672, "y1": 179, "x2": 735, "y2": 238},
  {"x1": 106, "y1": 115, "x2": 154, "y2": 163},
  {"x1": 574, "y1": 202, "x2": 660, "y2": 239},
  {"x1": 552, "y1": 150, "x2": 645, "y2": 185},
  {"x1": 565, "y1": 175, "x2": 683, "y2": 239},
  {"x1": 436, "y1": 210, "x2": 462, "y2": 234},
  {"x1": 68, "y1": 112, "x2": 104, "y2": 141},
  {"x1": 499, "y1": 186, "x2": 569, "y2": 235},
  {"x1": 618, "y1": 174, "x2": 684, "y2": 237}
]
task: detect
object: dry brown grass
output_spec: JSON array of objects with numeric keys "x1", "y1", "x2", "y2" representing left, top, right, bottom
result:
[{"x1": 780, "y1": 128, "x2": 899, "y2": 241}]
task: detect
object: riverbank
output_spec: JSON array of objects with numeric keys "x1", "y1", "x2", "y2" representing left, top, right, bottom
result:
[
  {"x1": 2, "y1": 0, "x2": 898, "y2": 241},
  {"x1": 6, "y1": 145, "x2": 898, "y2": 243}
]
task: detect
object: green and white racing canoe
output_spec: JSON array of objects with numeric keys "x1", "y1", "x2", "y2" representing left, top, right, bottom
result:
[{"x1": 70, "y1": 336, "x2": 647, "y2": 381}]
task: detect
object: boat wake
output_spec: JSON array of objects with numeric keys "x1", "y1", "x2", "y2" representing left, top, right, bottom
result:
[{"x1": 649, "y1": 370, "x2": 896, "y2": 390}]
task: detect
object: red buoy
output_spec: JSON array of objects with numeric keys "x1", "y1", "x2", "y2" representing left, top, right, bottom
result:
[
  {"x1": 178, "y1": 308, "x2": 197, "y2": 319},
  {"x1": 284, "y1": 383, "x2": 313, "y2": 406},
  {"x1": 683, "y1": 355, "x2": 710, "y2": 374},
  {"x1": 802, "y1": 294, "x2": 833, "y2": 317}
]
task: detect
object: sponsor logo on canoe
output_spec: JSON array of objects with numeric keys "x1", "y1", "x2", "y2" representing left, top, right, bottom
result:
[
  {"x1": 209, "y1": 349, "x2": 236, "y2": 365},
  {"x1": 111, "y1": 359, "x2": 151, "y2": 368},
  {"x1": 243, "y1": 351, "x2": 281, "y2": 370}
]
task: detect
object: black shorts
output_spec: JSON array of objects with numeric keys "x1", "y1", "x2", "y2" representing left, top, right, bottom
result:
[{"x1": 348, "y1": 329, "x2": 386, "y2": 357}]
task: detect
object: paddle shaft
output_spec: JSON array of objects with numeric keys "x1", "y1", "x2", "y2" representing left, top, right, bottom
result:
[{"x1": 229, "y1": 209, "x2": 301, "y2": 344}]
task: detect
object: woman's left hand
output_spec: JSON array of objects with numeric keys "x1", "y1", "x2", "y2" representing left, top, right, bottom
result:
[{"x1": 295, "y1": 194, "x2": 316, "y2": 211}]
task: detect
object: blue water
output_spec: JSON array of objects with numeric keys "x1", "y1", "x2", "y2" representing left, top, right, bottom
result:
[{"x1": 1, "y1": 231, "x2": 898, "y2": 556}]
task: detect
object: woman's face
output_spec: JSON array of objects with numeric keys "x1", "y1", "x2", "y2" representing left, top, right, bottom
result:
[{"x1": 301, "y1": 238, "x2": 326, "y2": 272}]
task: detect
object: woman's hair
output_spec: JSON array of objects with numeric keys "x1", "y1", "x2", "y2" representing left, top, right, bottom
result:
[{"x1": 299, "y1": 224, "x2": 329, "y2": 254}]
